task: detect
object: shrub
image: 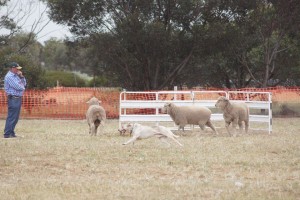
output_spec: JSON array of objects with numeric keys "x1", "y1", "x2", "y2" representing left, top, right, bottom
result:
[
  {"x1": 87, "y1": 76, "x2": 108, "y2": 87},
  {"x1": 44, "y1": 70, "x2": 87, "y2": 87}
]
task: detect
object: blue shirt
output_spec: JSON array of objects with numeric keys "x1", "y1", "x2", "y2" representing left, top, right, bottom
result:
[{"x1": 4, "y1": 71, "x2": 27, "y2": 97}]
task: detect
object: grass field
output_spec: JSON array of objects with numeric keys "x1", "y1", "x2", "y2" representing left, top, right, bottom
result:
[{"x1": 0, "y1": 118, "x2": 299, "y2": 200}]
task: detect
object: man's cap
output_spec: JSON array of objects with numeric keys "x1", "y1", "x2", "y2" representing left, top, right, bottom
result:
[{"x1": 7, "y1": 62, "x2": 22, "y2": 69}]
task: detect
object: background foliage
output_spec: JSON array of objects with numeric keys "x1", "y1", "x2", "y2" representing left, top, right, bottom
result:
[
  {"x1": 1, "y1": 0, "x2": 300, "y2": 90},
  {"x1": 44, "y1": 71, "x2": 87, "y2": 87}
]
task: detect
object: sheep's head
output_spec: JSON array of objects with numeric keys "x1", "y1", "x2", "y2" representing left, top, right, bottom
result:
[
  {"x1": 118, "y1": 123, "x2": 133, "y2": 136},
  {"x1": 161, "y1": 102, "x2": 172, "y2": 114},
  {"x1": 215, "y1": 96, "x2": 229, "y2": 110},
  {"x1": 87, "y1": 97, "x2": 102, "y2": 106}
]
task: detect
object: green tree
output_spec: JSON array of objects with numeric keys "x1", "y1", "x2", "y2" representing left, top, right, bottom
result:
[
  {"x1": 46, "y1": 0, "x2": 206, "y2": 90},
  {"x1": 42, "y1": 38, "x2": 70, "y2": 70},
  {"x1": 213, "y1": 0, "x2": 300, "y2": 88},
  {"x1": 191, "y1": 0, "x2": 300, "y2": 88},
  {"x1": 0, "y1": 0, "x2": 19, "y2": 45},
  {"x1": 1, "y1": 34, "x2": 47, "y2": 89},
  {"x1": 45, "y1": 0, "x2": 300, "y2": 89},
  {"x1": 0, "y1": 0, "x2": 50, "y2": 89}
]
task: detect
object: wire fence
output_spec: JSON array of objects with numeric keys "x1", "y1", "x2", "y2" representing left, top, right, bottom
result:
[{"x1": 0, "y1": 86, "x2": 299, "y2": 119}]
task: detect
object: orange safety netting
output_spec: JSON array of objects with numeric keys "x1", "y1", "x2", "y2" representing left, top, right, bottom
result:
[
  {"x1": 0, "y1": 87, "x2": 120, "y2": 119},
  {"x1": 0, "y1": 86, "x2": 299, "y2": 119}
]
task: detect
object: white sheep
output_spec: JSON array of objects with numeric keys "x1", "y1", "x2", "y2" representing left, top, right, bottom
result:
[
  {"x1": 161, "y1": 103, "x2": 218, "y2": 134},
  {"x1": 215, "y1": 96, "x2": 249, "y2": 136},
  {"x1": 86, "y1": 97, "x2": 106, "y2": 136}
]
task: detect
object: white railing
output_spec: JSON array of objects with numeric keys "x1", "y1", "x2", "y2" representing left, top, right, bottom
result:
[{"x1": 119, "y1": 90, "x2": 272, "y2": 134}]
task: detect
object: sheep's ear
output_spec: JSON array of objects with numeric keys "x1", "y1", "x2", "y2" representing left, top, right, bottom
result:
[
  {"x1": 86, "y1": 100, "x2": 90, "y2": 104},
  {"x1": 223, "y1": 97, "x2": 229, "y2": 103},
  {"x1": 98, "y1": 100, "x2": 102, "y2": 104},
  {"x1": 219, "y1": 96, "x2": 226, "y2": 101}
]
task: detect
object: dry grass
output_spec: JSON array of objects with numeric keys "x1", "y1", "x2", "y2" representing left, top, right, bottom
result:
[{"x1": 0, "y1": 118, "x2": 299, "y2": 200}]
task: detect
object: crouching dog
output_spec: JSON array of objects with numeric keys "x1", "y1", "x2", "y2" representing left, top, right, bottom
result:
[{"x1": 119, "y1": 123, "x2": 183, "y2": 146}]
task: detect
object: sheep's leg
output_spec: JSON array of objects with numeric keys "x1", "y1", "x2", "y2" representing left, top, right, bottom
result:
[
  {"x1": 179, "y1": 125, "x2": 185, "y2": 132},
  {"x1": 245, "y1": 120, "x2": 249, "y2": 134},
  {"x1": 206, "y1": 120, "x2": 218, "y2": 135},
  {"x1": 95, "y1": 124, "x2": 103, "y2": 135},
  {"x1": 95, "y1": 125, "x2": 99, "y2": 136},
  {"x1": 177, "y1": 126, "x2": 185, "y2": 133},
  {"x1": 87, "y1": 121, "x2": 91, "y2": 134},
  {"x1": 238, "y1": 121, "x2": 243, "y2": 134},
  {"x1": 123, "y1": 136, "x2": 139, "y2": 145},
  {"x1": 231, "y1": 119, "x2": 239, "y2": 137},
  {"x1": 176, "y1": 121, "x2": 185, "y2": 132},
  {"x1": 225, "y1": 121, "x2": 232, "y2": 136},
  {"x1": 101, "y1": 120, "x2": 105, "y2": 126},
  {"x1": 199, "y1": 124, "x2": 205, "y2": 131},
  {"x1": 90, "y1": 124, "x2": 96, "y2": 136}
]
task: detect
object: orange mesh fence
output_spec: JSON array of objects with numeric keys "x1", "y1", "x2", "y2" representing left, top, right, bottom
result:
[
  {"x1": 0, "y1": 87, "x2": 120, "y2": 119},
  {"x1": 0, "y1": 86, "x2": 299, "y2": 119}
]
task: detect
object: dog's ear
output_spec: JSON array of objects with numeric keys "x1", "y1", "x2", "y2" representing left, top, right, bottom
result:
[
  {"x1": 132, "y1": 123, "x2": 139, "y2": 129},
  {"x1": 125, "y1": 123, "x2": 132, "y2": 129}
]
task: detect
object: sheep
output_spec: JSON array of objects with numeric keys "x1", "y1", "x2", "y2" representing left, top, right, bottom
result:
[
  {"x1": 161, "y1": 103, "x2": 218, "y2": 134},
  {"x1": 86, "y1": 97, "x2": 106, "y2": 136},
  {"x1": 215, "y1": 96, "x2": 249, "y2": 136}
]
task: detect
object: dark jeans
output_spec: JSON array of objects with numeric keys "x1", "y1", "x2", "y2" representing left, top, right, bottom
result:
[{"x1": 4, "y1": 96, "x2": 22, "y2": 137}]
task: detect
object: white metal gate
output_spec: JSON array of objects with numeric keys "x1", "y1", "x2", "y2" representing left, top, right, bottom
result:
[{"x1": 119, "y1": 90, "x2": 272, "y2": 134}]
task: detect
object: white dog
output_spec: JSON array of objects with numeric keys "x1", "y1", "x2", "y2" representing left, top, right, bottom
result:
[{"x1": 119, "y1": 123, "x2": 183, "y2": 146}]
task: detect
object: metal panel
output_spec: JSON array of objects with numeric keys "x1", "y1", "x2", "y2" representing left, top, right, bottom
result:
[{"x1": 119, "y1": 90, "x2": 272, "y2": 134}]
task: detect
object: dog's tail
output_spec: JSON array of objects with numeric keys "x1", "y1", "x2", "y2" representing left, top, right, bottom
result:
[{"x1": 165, "y1": 128, "x2": 179, "y2": 138}]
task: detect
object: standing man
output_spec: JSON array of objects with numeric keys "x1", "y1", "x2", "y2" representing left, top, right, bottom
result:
[{"x1": 3, "y1": 62, "x2": 27, "y2": 138}]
